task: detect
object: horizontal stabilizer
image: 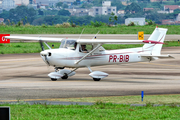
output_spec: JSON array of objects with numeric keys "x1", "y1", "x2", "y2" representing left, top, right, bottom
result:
[{"x1": 141, "y1": 54, "x2": 174, "y2": 59}]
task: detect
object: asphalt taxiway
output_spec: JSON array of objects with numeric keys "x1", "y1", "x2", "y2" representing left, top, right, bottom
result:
[{"x1": 0, "y1": 47, "x2": 180, "y2": 102}]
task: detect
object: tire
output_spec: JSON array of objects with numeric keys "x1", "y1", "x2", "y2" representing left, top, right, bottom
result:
[
  {"x1": 61, "y1": 73, "x2": 68, "y2": 79},
  {"x1": 51, "y1": 78, "x2": 57, "y2": 81},
  {"x1": 61, "y1": 75, "x2": 68, "y2": 79},
  {"x1": 93, "y1": 78, "x2": 101, "y2": 81}
]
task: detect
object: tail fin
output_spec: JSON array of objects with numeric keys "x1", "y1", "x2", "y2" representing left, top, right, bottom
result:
[{"x1": 143, "y1": 27, "x2": 168, "y2": 55}]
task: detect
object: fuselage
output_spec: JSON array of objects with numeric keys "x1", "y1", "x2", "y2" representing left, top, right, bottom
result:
[{"x1": 41, "y1": 47, "x2": 149, "y2": 68}]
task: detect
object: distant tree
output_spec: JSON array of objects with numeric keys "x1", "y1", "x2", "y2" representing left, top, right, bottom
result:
[
  {"x1": 44, "y1": 16, "x2": 54, "y2": 25},
  {"x1": 58, "y1": 9, "x2": 71, "y2": 16},
  {"x1": 73, "y1": 1, "x2": 78, "y2": 5},
  {"x1": 32, "y1": 17, "x2": 44, "y2": 25},
  {"x1": 93, "y1": 15, "x2": 109, "y2": 23},
  {"x1": 0, "y1": 10, "x2": 9, "y2": 20},
  {"x1": 174, "y1": 9, "x2": 180, "y2": 14},
  {"x1": 62, "y1": 4, "x2": 68, "y2": 9},
  {"x1": 111, "y1": 0, "x2": 125, "y2": 10},
  {"x1": 117, "y1": 15, "x2": 125, "y2": 24},
  {"x1": 56, "y1": 2, "x2": 63, "y2": 8},
  {"x1": 7, "y1": 5, "x2": 36, "y2": 24},
  {"x1": 80, "y1": 3, "x2": 93, "y2": 8},
  {"x1": 38, "y1": 9, "x2": 44, "y2": 15},
  {"x1": 145, "y1": 11, "x2": 165, "y2": 24},
  {"x1": 93, "y1": 0, "x2": 103, "y2": 6},
  {"x1": 125, "y1": 2, "x2": 142, "y2": 14},
  {"x1": 109, "y1": 12, "x2": 118, "y2": 25},
  {"x1": 151, "y1": 2, "x2": 162, "y2": 9},
  {"x1": 9, "y1": 9, "x2": 16, "y2": 21},
  {"x1": 27, "y1": 8, "x2": 36, "y2": 23},
  {"x1": 69, "y1": 15, "x2": 93, "y2": 25}
]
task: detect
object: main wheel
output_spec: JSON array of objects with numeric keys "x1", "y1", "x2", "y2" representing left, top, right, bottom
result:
[
  {"x1": 61, "y1": 73, "x2": 68, "y2": 79},
  {"x1": 61, "y1": 76, "x2": 68, "y2": 79},
  {"x1": 93, "y1": 78, "x2": 101, "y2": 81},
  {"x1": 51, "y1": 78, "x2": 57, "y2": 81}
]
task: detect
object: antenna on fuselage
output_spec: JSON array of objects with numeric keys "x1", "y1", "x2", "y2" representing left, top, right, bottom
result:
[
  {"x1": 78, "y1": 28, "x2": 85, "y2": 39},
  {"x1": 92, "y1": 31, "x2": 100, "y2": 40}
]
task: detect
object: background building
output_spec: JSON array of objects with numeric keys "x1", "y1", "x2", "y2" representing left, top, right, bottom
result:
[
  {"x1": 1, "y1": 0, "x2": 16, "y2": 10},
  {"x1": 36, "y1": 0, "x2": 59, "y2": 6},
  {"x1": 92, "y1": 1, "x2": 116, "y2": 16},
  {"x1": 125, "y1": 18, "x2": 145, "y2": 26},
  {"x1": 14, "y1": 0, "x2": 29, "y2": 5}
]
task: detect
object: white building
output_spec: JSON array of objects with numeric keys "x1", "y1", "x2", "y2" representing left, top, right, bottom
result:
[
  {"x1": 14, "y1": 0, "x2": 29, "y2": 5},
  {"x1": 59, "y1": 0, "x2": 75, "y2": 2},
  {"x1": 125, "y1": 18, "x2": 145, "y2": 26},
  {"x1": 36, "y1": 0, "x2": 59, "y2": 6},
  {"x1": 1, "y1": 0, "x2": 16, "y2": 10},
  {"x1": 67, "y1": 8, "x2": 93, "y2": 16},
  {"x1": 92, "y1": 1, "x2": 116, "y2": 16}
]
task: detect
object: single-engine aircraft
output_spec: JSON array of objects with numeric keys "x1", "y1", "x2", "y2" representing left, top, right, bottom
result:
[{"x1": 3, "y1": 27, "x2": 173, "y2": 81}]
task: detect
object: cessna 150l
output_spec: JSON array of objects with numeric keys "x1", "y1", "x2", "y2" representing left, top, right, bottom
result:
[{"x1": 3, "y1": 27, "x2": 173, "y2": 81}]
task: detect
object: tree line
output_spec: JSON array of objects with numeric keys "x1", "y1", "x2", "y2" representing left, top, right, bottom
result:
[{"x1": 0, "y1": 2, "x2": 180, "y2": 26}]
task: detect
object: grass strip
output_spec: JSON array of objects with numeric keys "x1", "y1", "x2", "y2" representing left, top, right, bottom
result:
[
  {"x1": 0, "y1": 41, "x2": 179, "y2": 54},
  {"x1": 1, "y1": 25, "x2": 180, "y2": 34},
  {"x1": 0, "y1": 102, "x2": 180, "y2": 119},
  {"x1": 53, "y1": 94, "x2": 180, "y2": 105}
]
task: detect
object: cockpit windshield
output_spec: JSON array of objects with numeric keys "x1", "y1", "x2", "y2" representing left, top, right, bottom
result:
[{"x1": 60, "y1": 40, "x2": 77, "y2": 50}]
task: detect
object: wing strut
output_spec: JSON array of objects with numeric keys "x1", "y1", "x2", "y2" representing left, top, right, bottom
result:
[
  {"x1": 75, "y1": 44, "x2": 101, "y2": 65},
  {"x1": 44, "y1": 42, "x2": 51, "y2": 49}
]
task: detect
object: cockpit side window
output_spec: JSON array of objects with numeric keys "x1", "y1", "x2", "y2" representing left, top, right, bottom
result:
[{"x1": 79, "y1": 44, "x2": 93, "y2": 53}]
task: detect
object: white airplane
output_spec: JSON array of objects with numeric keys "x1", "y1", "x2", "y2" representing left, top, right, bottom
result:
[{"x1": 3, "y1": 27, "x2": 173, "y2": 81}]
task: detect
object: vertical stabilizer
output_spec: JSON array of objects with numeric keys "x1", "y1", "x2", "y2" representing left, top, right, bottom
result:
[{"x1": 143, "y1": 27, "x2": 168, "y2": 55}]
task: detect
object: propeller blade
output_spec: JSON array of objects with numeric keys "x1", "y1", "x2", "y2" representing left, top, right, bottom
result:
[
  {"x1": 45, "y1": 55, "x2": 50, "y2": 66},
  {"x1": 39, "y1": 40, "x2": 44, "y2": 51}
]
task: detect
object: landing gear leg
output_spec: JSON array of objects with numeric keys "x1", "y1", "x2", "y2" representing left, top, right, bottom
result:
[{"x1": 55, "y1": 67, "x2": 64, "y2": 72}]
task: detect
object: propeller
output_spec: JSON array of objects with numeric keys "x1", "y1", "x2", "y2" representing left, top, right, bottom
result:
[
  {"x1": 39, "y1": 40, "x2": 50, "y2": 66},
  {"x1": 39, "y1": 40, "x2": 44, "y2": 51}
]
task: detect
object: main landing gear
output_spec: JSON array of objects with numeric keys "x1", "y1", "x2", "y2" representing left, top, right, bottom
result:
[{"x1": 87, "y1": 66, "x2": 108, "y2": 81}]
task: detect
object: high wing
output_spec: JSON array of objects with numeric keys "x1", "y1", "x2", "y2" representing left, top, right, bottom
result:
[
  {"x1": 76, "y1": 39, "x2": 163, "y2": 44},
  {"x1": 4, "y1": 36, "x2": 163, "y2": 44},
  {"x1": 4, "y1": 36, "x2": 64, "y2": 42}
]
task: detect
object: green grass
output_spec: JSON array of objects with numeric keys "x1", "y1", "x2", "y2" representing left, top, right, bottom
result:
[
  {"x1": 1, "y1": 102, "x2": 180, "y2": 119},
  {"x1": 53, "y1": 94, "x2": 180, "y2": 105},
  {"x1": 1, "y1": 25, "x2": 180, "y2": 34},
  {"x1": 0, "y1": 41, "x2": 179, "y2": 54}
]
